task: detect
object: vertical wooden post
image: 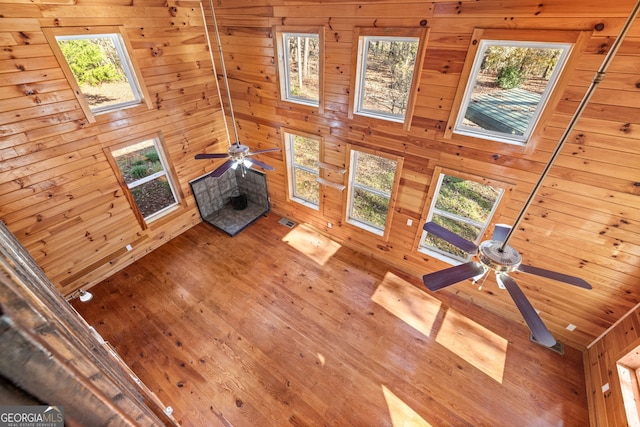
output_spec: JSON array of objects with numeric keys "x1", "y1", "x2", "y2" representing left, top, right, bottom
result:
[{"x1": 0, "y1": 221, "x2": 178, "y2": 426}]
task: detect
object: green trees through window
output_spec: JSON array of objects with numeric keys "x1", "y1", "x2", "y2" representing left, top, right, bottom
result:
[
  {"x1": 421, "y1": 172, "x2": 505, "y2": 261},
  {"x1": 111, "y1": 138, "x2": 178, "y2": 221},
  {"x1": 455, "y1": 40, "x2": 571, "y2": 144},
  {"x1": 55, "y1": 34, "x2": 142, "y2": 113},
  {"x1": 281, "y1": 33, "x2": 321, "y2": 106},
  {"x1": 57, "y1": 39, "x2": 124, "y2": 86},
  {"x1": 356, "y1": 36, "x2": 419, "y2": 122},
  {"x1": 285, "y1": 132, "x2": 320, "y2": 208},
  {"x1": 348, "y1": 150, "x2": 398, "y2": 233}
]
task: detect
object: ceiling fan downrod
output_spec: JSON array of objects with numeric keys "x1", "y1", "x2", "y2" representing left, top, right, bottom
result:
[{"x1": 202, "y1": 0, "x2": 241, "y2": 147}]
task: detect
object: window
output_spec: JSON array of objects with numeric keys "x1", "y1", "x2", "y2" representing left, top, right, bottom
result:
[
  {"x1": 446, "y1": 29, "x2": 590, "y2": 146},
  {"x1": 43, "y1": 26, "x2": 151, "y2": 123},
  {"x1": 110, "y1": 137, "x2": 179, "y2": 224},
  {"x1": 347, "y1": 149, "x2": 400, "y2": 236},
  {"x1": 455, "y1": 41, "x2": 570, "y2": 145},
  {"x1": 350, "y1": 28, "x2": 427, "y2": 127},
  {"x1": 618, "y1": 345, "x2": 640, "y2": 427},
  {"x1": 275, "y1": 28, "x2": 324, "y2": 110},
  {"x1": 284, "y1": 131, "x2": 321, "y2": 209},
  {"x1": 419, "y1": 169, "x2": 508, "y2": 263}
]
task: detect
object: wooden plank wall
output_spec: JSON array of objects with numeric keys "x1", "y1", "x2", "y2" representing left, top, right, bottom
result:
[
  {"x1": 0, "y1": 0, "x2": 638, "y2": 423},
  {"x1": 210, "y1": 0, "x2": 640, "y2": 352},
  {"x1": 585, "y1": 304, "x2": 640, "y2": 426},
  {"x1": 0, "y1": 0, "x2": 230, "y2": 296}
]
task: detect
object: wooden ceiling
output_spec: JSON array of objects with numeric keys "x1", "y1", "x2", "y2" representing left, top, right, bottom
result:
[{"x1": 0, "y1": 0, "x2": 638, "y2": 352}]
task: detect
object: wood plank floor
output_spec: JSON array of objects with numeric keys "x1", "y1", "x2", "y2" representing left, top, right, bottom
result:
[{"x1": 73, "y1": 214, "x2": 588, "y2": 426}]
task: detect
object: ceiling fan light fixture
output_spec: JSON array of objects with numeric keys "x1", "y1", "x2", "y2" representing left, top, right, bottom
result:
[{"x1": 478, "y1": 240, "x2": 522, "y2": 273}]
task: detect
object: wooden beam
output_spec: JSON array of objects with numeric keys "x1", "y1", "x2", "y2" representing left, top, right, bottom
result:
[{"x1": 0, "y1": 220, "x2": 177, "y2": 426}]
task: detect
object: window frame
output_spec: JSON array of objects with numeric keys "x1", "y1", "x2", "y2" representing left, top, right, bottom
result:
[
  {"x1": 345, "y1": 145, "x2": 403, "y2": 238},
  {"x1": 283, "y1": 129, "x2": 322, "y2": 211},
  {"x1": 417, "y1": 167, "x2": 513, "y2": 264},
  {"x1": 348, "y1": 27, "x2": 428, "y2": 130},
  {"x1": 43, "y1": 26, "x2": 153, "y2": 123},
  {"x1": 105, "y1": 134, "x2": 182, "y2": 229},
  {"x1": 454, "y1": 40, "x2": 571, "y2": 145},
  {"x1": 445, "y1": 28, "x2": 591, "y2": 152},
  {"x1": 617, "y1": 345, "x2": 640, "y2": 427},
  {"x1": 274, "y1": 26, "x2": 325, "y2": 112}
]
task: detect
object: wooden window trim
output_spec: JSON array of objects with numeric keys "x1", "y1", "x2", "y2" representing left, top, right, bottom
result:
[
  {"x1": 444, "y1": 28, "x2": 592, "y2": 154},
  {"x1": 618, "y1": 346, "x2": 640, "y2": 426},
  {"x1": 43, "y1": 25, "x2": 153, "y2": 124},
  {"x1": 273, "y1": 26, "x2": 325, "y2": 114},
  {"x1": 344, "y1": 144, "x2": 403, "y2": 241},
  {"x1": 414, "y1": 166, "x2": 515, "y2": 262},
  {"x1": 282, "y1": 127, "x2": 324, "y2": 210},
  {"x1": 103, "y1": 133, "x2": 184, "y2": 230},
  {"x1": 348, "y1": 27, "x2": 429, "y2": 131}
]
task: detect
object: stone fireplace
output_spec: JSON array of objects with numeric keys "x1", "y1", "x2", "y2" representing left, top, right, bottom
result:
[{"x1": 190, "y1": 167, "x2": 270, "y2": 236}]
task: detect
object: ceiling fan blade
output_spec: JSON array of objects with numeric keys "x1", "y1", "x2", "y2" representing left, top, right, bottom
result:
[
  {"x1": 210, "y1": 159, "x2": 235, "y2": 178},
  {"x1": 423, "y1": 221, "x2": 479, "y2": 255},
  {"x1": 423, "y1": 262, "x2": 485, "y2": 292},
  {"x1": 195, "y1": 153, "x2": 230, "y2": 159},
  {"x1": 247, "y1": 158, "x2": 274, "y2": 171},
  {"x1": 491, "y1": 223, "x2": 512, "y2": 242},
  {"x1": 248, "y1": 147, "x2": 280, "y2": 155},
  {"x1": 497, "y1": 273, "x2": 556, "y2": 348},
  {"x1": 517, "y1": 264, "x2": 592, "y2": 290}
]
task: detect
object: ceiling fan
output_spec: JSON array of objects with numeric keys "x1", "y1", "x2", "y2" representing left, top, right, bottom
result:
[
  {"x1": 421, "y1": 1, "x2": 640, "y2": 347},
  {"x1": 422, "y1": 221, "x2": 590, "y2": 347},
  {"x1": 195, "y1": 144, "x2": 279, "y2": 178},
  {"x1": 195, "y1": 0, "x2": 279, "y2": 178}
]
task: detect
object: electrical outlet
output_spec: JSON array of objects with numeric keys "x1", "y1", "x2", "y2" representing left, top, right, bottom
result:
[
  {"x1": 566, "y1": 323, "x2": 576, "y2": 331},
  {"x1": 126, "y1": 244, "x2": 133, "y2": 251},
  {"x1": 327, "y1": 222, "x2": 332, "y2": 229},
  {"x1": 406, "y1": 219, "x2": 413, "y2": 226}
]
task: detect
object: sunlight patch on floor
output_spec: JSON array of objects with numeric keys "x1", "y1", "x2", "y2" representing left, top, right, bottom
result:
[
  {"x1": 282, "y1": 224, "x2": 341, "y2": 265},
  {"x1": 436, "y1": 309, "x2": 508, "y2": 383},
  {"x1": 372, "y1": 272, "x2": 441, "y2": 338},
  {"x1": 382, "y1": 385, "x2": 432, "y2": 427}
]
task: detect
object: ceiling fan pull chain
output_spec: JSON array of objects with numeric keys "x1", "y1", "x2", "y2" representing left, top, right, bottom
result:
[
  {"x1": 474, "y1": 272, "x2": 488, "y2": 290},
  {"x1": 472, "y1": 268, "x2": 489, "y2": 290}
]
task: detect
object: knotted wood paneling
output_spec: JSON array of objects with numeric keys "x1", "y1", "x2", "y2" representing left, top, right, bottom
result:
[
  {"x1": 0, "y1": 0, "x2": 229, "y2": 295},
  {"x1": 211, "y1": 0, "x2": 640, "y2": 355}
]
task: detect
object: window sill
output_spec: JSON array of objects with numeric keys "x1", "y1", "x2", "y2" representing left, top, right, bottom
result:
[
  {"x1": 346, "y1": 218, "x2": 384, "y2": 236},
  {"x1": 291, "y1": 198, "x2": 320, "y2": 211},
  {"x1": 443, "y1": 130, "x2": 531, "y2": 155},
  {"x1": 145, "y1": 203, "x2": 184, "y2": 230},
  {"x1": 277, "y1": 98, "x2": 323, "y2": 115},
  {"x1": 417, "y1": 246, "x2": 467, "y2": 267}
]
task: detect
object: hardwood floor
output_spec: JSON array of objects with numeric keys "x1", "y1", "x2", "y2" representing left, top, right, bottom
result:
[{"x1": 73, "y1": 214, "x2": 588, "y2": 426}]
